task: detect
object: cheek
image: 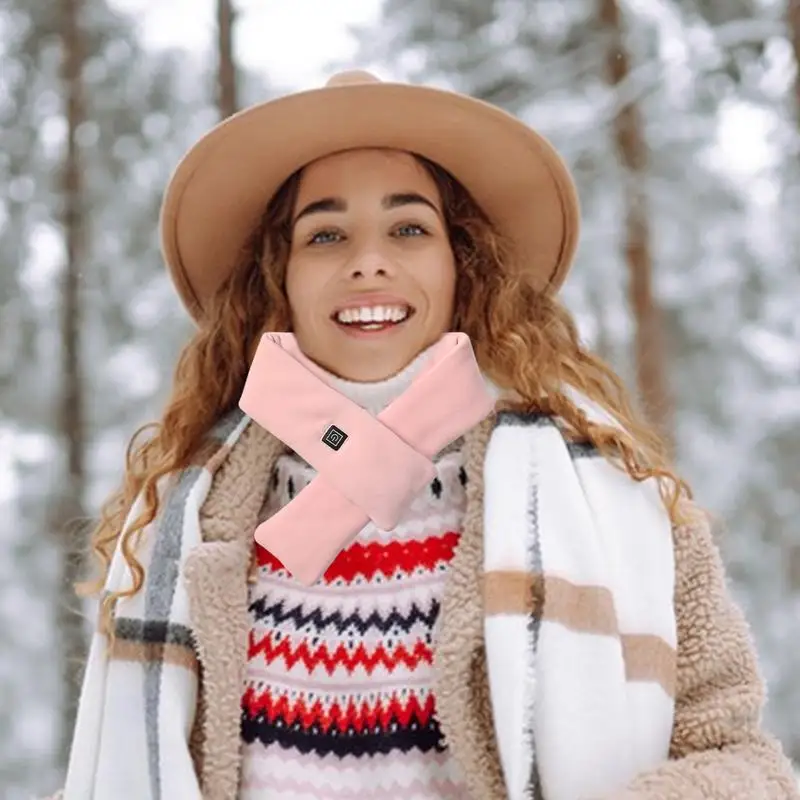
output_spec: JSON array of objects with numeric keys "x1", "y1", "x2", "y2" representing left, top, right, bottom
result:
[
  {"x1": 422, "y1": 246, "x2": 457, "y2": 306},
  {"x1": 284, "y1": 263, "x2": 299, "y2": 313},
  {"x1": 284, "y1": 260, "x2": 316, "y2": 321}
]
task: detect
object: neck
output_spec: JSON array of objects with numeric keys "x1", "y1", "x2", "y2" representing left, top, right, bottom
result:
[{"x1": 317, "y1": 343, "x2": 440, "y2": 416}]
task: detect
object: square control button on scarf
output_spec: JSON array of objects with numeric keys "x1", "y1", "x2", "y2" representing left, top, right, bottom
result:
[{"x1": 239, "y1": 332, "x2": 496, "y2": 585}]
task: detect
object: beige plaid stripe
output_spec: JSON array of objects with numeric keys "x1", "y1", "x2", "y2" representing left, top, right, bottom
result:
[
  {"x1": 108, "y1": 638, "x2": 199, "y2": 673},
  {"x1": 104, "y1": 617, "x2": 199, "y2": 674},
  {"x1": 484, "y1": 570, "x2": 676, "y2": 697}
]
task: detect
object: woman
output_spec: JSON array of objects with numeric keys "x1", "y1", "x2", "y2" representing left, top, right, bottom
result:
[{"x1": 58, "y1": 71, "x2": 797, "y2": 800}]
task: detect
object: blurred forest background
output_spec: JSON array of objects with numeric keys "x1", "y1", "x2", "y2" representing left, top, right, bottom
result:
[{"x1": 0, "y1": 0, "x2": 798, "y2": 796}]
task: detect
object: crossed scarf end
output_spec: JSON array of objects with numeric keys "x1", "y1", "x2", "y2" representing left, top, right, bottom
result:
[{"x1": 253, "y1": 523, "x2": 331, "y2": 587}]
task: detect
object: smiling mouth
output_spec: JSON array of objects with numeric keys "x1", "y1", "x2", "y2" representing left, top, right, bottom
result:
[{"x1": 330, "y1": 304, "x2": 416, "y2": 333}]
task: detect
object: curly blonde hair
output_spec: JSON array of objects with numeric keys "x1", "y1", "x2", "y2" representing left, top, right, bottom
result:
[{"x1": 80, "y1": 153, "x2": 692, "y2": 631}]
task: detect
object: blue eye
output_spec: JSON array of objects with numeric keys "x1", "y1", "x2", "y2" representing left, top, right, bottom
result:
[
  {"x1": 308, "y1": 229, "x2": 342, "y2": 245},
  {"x1": 396, "y1": 223, "x2": 428, "y2": 237}
]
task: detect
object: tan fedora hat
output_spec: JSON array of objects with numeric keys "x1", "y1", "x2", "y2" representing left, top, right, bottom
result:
[{"x1": 160, "y1": 70, "x2": 580, "y2": 325}]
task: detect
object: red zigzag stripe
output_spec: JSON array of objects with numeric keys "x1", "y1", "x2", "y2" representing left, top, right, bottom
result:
[
  {"x1": 255, "y1": 531, "x2": 460, "y2": 582},
  {"x1": 248, "y1": 632, "x2": 432, "y2": 674},
  {"x1": 242, "y1": 686, "x2": 437, "y2": 732}
]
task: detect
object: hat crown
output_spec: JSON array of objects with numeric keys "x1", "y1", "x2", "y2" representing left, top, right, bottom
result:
[{"x1": 325, "y1": 70, "x2": 381, "y2": 88}]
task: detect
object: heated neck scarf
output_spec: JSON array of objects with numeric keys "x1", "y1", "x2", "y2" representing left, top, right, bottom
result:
[{"x1": 238, "y1": 331, "x2": 496, "y2": 585}]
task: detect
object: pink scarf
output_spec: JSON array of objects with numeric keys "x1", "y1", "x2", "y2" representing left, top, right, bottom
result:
[{"x1": 239, "y1": 332, "x2": 495, "y2": 585}]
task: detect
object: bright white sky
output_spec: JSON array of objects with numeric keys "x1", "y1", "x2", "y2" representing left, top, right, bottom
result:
[{"x1": 107, "y1": 0, "x2": 388, "y2": 89}]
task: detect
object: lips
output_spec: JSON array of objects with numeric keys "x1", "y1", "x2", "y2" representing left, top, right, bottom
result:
[
  {"x1": 333, "y1": 306, "x2": 412, "y2": 324},
  {"x1": 332, "y1": 308, "x2": 415, "y2": 329},
  {"x1": 328, "y1": 295, "x2": 417, "y2": 338},
  {"x1": 330, "y1": 293, "x2": 416, "y2": 317},
  {"x1": 332, "y1": 317, "x2": 412, "y2": 338}
]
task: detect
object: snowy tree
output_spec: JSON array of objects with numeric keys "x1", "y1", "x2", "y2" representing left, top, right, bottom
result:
[
  {"x1": 53, "y1": 0, "x2": 91, "y2": 769},
  {"x1": 0, "y1": 0, "x2": 214, "y2": 794},
  {"x1": 217, "y1": 0, "x2": 240, "y2": 117}
]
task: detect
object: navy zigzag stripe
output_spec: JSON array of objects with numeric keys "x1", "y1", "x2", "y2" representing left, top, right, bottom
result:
[
  {"x1": 241, "y1": 710, "x2": 446, "y2": 758},
  {"x1": 248, "y1": 597, "x2": 441, "y2": 637}
]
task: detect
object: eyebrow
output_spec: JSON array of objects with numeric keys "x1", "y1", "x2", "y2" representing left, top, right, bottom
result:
[{"x1": 292, "y1": 192, "x2": 440, "y2": 226}]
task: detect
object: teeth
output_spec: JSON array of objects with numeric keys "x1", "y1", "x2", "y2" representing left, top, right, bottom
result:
[{"x1": 336, "y1": 305, "x2": 410, "y2": 325}]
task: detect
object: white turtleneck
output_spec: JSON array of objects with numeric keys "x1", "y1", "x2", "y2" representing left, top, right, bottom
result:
[{"x1": 320, "y1": 341, "x2": 439, "y2": 416}]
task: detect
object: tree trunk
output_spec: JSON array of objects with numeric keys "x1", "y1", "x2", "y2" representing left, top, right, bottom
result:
[
  {"x1": 600, "y1": 0, "x2": 674, "y2": 451},
  {"x1": 588, "y1": 289, "x2": 615, "y2": 366},
  {"x1": 217, "y1": 0, "x2": 239, "y2": 118},
  {"x1": 56, "y1": 0, "x2": 90, "y2": 770},
  {"x1": 790, "y1": 0, "x2": 800, "y2": 128}
]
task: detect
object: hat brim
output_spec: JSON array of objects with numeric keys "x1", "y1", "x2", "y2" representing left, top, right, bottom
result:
[{"x1": 159, "y1": 81, "x2": 580, "y2": 324}]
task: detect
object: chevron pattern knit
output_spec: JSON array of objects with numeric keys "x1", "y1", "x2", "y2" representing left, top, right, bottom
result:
[{"x1": 239, "y1": 446, "x2": 471, "y2": 799}]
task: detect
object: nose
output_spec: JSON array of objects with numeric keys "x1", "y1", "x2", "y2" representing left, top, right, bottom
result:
[{"x1": 347, "y1": 247, "x2": 395, "y2": 280}]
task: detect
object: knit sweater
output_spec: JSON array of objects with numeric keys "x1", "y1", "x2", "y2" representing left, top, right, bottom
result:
[{"x1": 239, "y1": 349, "x2": 471, "y2": 799}]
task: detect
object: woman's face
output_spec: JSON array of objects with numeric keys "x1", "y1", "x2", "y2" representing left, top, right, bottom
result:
[{"x1": 284, "y1": 148, "x2": 456, "y2": 381}]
